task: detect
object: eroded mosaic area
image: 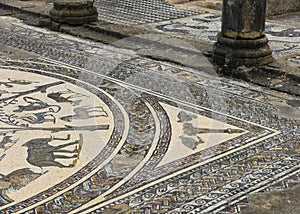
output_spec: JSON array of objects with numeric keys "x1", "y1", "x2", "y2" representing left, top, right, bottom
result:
[{"x1": 0, "y1": 16, "x2": 298, "y2": 214}]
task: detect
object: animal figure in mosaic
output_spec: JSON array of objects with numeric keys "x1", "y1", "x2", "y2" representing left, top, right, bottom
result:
[
  {"x1": 47, "y1": 89, "x2": 87, "y2": 106},
  {"x1": 30, "y1": 195, "x2": 70, "y2": 213},
  {"x1": 177, "y1": 111, "x2": 197, "y2": 122},
  {"x1": 179, "y1": 136, "x2": 204, "y2": 150},
  {"x1": 0, "y1": 78, "x2": 35, "y2": 88},
  {"x1": 0, "y1": 168, "x2": 44, "y2": 206},
  {"x1": 22, "y1": 134, "x2": 83, "y2": 169},
  {"x1": 0, "y1": 135, "x2": 18, "y2": 151},
  {"x1": 180, "y1": 123, "x2": 244, "y2": 150},
  {"x1": 0, "y1": 168, "x2": 43, "y2": 191},
  {"x1": 13, "y1": 97, "x2": 60, "y2": 113},
  {"x1": 19, "y1": 106, "x2": 61, "y2": 124},
  {"x1": 60, "y1": 106, "x2": 108, "y2": 122},
  {"x1": 183, "y1": 123, "x2": 244, "y2": 136}
]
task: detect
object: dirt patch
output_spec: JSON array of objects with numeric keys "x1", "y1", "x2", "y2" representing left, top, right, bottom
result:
[{"x1": 243, "y1": 185, "x2": 300, "y2": 214}]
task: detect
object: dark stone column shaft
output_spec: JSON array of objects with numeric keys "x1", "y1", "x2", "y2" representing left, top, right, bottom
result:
[
  {"x1": 213, "y1": 0, "x2": 273, "y2": 68},
  {"x1": 222, "y1": 0, "x2": 267, "y2": 39}
]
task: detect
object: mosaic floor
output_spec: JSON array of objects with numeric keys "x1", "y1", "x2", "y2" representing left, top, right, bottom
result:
[
  {"x1": 94, "y1": 0, "x2": 201, "y2": 25},
  {"x1": 145, "y1": 13, "x2": 300, "y2": 59},
  {"x1": 0, "y1": 16, "x2": 299, "y2": 214}
]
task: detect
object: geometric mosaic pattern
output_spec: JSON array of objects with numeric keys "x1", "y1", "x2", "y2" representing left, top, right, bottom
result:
[
  {"x1": 0, "y1": 16, "x2": 299, "y2": 214},
  {"x1": 94, "y1": 0, "x2": 201, "y2": 25}
]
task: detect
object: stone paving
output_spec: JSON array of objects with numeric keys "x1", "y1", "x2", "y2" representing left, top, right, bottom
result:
[{"x1": 0, "y1": 14, "x2": 299, "y2": 214}]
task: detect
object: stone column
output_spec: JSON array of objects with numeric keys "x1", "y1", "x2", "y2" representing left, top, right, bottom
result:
[
  {"x1": 213, "y1": 0, "x2": 273, "y2": 68},
  {"x1": 50, "y1": 0, "x2": 98, "y2": 25}
]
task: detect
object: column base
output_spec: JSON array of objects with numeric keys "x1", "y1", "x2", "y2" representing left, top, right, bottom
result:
[
  {"x1": 212, "y1": 34, "x2": 273, "y2": 68},
  {"x1": 50, "y1": 0, "x2": 98, "y2": 25}
]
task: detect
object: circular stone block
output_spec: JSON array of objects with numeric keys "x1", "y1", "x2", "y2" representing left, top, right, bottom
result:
[
  {"x1": 213, "y1": 34, "x2": 273, "y2": 67},
  {"x1": 50, "y1": 0, "x2": 98, "y2": 25}
]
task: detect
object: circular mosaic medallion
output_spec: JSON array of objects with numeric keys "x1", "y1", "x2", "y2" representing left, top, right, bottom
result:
[{"x1": 0, "y1": 68, "x2": 118, "y2": 204}]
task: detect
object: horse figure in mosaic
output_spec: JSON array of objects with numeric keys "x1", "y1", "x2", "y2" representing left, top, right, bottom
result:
[
  {"x1": 22, "y1": 134, "x2": 83, "y2": 170},
  {"x1": 60, "y1": 106, "x2": 108, "y2": 122}
]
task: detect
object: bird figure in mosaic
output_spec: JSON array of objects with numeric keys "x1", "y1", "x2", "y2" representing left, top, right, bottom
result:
[{"x1": 0, "y1": 168, "x2": 43, "y2": 191}]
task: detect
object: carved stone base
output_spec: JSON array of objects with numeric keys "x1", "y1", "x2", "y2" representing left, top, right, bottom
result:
[
  {"x1": 213, "y1": 34, "x2": 273, "y2": 67},
  {"x1": 50, "y1": 0, "x2": 98, "y2": 25}
]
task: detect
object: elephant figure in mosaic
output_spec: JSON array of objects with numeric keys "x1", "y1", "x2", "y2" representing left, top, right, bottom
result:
[{"x1": 22, "y1": 134, "x2": 83, "y2": 169}]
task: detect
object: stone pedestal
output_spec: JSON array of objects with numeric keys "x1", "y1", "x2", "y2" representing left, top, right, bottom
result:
[
  {"x1": 213, "y1": 0, "x2": 273, "y2": 67},
  {"x1": 50, "y1": 0, "x2": 98, "y2": 25}
]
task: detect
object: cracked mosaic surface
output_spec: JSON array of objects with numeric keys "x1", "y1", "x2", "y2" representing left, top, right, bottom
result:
[
  {"x1": 145, "y1": 13, "x2": 300, "y2": 59},
  {"x1": 0, "y1": 16, "x2": 299, "y2": 213}
]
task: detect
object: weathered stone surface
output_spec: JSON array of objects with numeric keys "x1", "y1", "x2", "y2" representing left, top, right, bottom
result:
[
  {"x1": 221, "y1": 0, "x2": 267, "y2": 39},
  {"x1": 113, "y1": 34, "x2": 213, "y2": 71},
  {"x1": 50, "y1": 0, "x2": 98, "y2": 25},
  {"x1": 267, "y1": 0, "x2": 300, "y2": 16},
  {"x1": 243, "y1": 185, "x2": 300, "y2": 214}
]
